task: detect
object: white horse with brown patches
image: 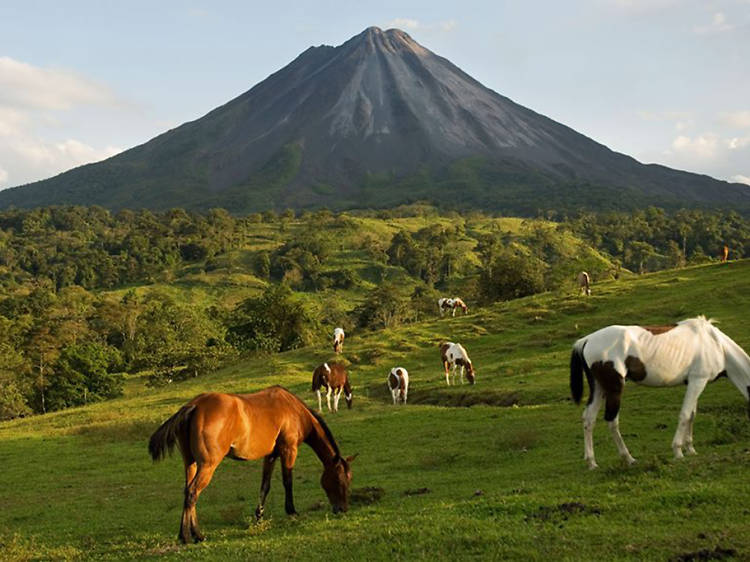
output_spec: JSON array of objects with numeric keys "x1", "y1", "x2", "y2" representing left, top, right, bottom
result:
[
  {"x1": 333, "y1": 328, "x2": 345, "y2": 353},
  {"x1": 312, "y1": 362, "x2": 352, "y2": 413},
  {"x1": 438, "y1": 297, "x2": 468, "y2": 317},
  {"x1": 440, "y1": 342, "x2": 476, "y2": 385},
  {"x1": 571, "y1": 316, "x2": 750, "y2": 469},
  {"x1": 387, "y1": 367, "x2": 409, "y2": 405},
  {"x1": 577, "y1": 271, "x2": 591, "y2": 296}
]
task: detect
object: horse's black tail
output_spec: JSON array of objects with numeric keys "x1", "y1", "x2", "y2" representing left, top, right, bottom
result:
[
  {"x1": 148, "y1": 404, "x2": 196, "y2": 462},
  {"x1": 570, "y1": 340, "x2": 591, "y2": 405}
]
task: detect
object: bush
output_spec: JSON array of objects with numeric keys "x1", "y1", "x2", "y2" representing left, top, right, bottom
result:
[
  {"x1": 46, "y1": 342, "x2": 123, "y2": 411},
  {"x1": 478, "y1": 249, "x2": 546, "y2": 302},
  {"x1": 227, "y1": 284, "x2": 318, "y2": 353}
]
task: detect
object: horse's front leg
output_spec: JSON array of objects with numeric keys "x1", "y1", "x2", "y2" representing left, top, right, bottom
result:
[
  {"x1": 280, "y1": 447, "x2": 299, "y2": 516},
  {"x1": 326, "y1": 386, "x2": 333, "y2": 412},
  {"x1": 316, "y1": 389, "x2": 323, "y2": 413},
  {"x1": 255, "y1": 454, "x2": 278, "y2": 521},
  {"x1": 333, "y1": 388, "x2": 342, "y2": 412},
  {"x1": 444, "y1": 362, "x2": 451, "y2": 385},
  {"x1": 608, "y1": 415, "x2": 636, "y2": 465},
  {"x1": 673, "y1": 378, "x2": 708, "y2": 458}
]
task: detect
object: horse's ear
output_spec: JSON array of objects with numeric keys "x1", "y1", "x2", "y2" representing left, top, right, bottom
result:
[{"x1": 345, "y1": 454, "x2": 358, "y2": 463}]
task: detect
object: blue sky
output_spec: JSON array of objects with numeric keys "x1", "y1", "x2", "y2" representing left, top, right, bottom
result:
[{"x1": 1, "y1": 0, "x2": 749, "y2": 190}]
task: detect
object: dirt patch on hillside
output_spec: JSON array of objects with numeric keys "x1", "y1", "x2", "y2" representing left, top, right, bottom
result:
[
  {"x1": 351, "y1": 486, "x2": 385, "y2": 505},
  {"x1": 525, "y1": 502, "x2": 601, "y2": 523},
  {"x1": 670, "y1": 546, "x2": 737, "y2": 561}
]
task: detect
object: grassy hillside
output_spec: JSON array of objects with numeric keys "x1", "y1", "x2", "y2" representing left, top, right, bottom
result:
[{"x1": 2, "y1": 260, "x2": 750, "y2": 560}]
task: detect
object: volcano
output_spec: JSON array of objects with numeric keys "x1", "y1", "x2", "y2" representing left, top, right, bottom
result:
[{"x1": 2, "y1": 26, "x2": 748, "y2": 213}]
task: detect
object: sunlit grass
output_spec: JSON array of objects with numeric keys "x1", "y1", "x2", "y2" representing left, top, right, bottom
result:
[{"x1": 2, "y1": 260, "x2": 749, "y2": 559}]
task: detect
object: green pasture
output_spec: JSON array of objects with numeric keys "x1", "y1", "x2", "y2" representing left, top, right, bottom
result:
[{"x1": 2, "y1": 260, "x2": 749, "y2": 560}]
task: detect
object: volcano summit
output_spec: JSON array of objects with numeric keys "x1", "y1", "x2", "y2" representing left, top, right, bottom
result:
[{"x1": 2, "y1": 26, "x2": 748, "y2": 213}]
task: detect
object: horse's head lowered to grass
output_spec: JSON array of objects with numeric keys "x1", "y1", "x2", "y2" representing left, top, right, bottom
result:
[{"x1": 321, "y1": 454, "x2": 357, "y2": 514}]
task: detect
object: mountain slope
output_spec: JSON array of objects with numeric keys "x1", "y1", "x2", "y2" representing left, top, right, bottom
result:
[{"x1": 2, "y1": 27, "x2": 749, "y2": 213}]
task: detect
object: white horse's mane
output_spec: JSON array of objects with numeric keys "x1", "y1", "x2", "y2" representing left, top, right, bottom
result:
[{"x1": 677, "y1": 315, "x2": 716, "y2": 327}]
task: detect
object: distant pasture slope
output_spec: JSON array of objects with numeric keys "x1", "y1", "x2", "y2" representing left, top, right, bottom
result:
[{"x1": 2, "y1": 260, "x2": 749, "y2": 560}]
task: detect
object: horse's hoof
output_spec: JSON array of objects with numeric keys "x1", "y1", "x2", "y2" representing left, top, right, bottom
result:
[
  {"x1": 586, "y1": 460, "x2": 599, "y2": 470},
  {"x1": 686, "y1": 447, "x2": 697, "y2": 456},
  {"x1": 626, "y1": 457, "x2": 637, "y2": 466},
  {"x1": 193, "y1": 534, "x2": 205, "y2": 543}
]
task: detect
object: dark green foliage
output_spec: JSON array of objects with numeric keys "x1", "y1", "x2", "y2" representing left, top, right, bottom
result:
[
  {"x1": 355, "y1": 283, "x2": 414, "y2": 329},
  {"x1": 478, "y1": 248, "x2": 546, "y2": 302},
  {"x1": 227, "y1": 284, "x2": 318, "y2": 353},
  {"x1": 45, "y1": 342, "x2": 123, "y2": 411},
  {"x1": 569, "y1": 207, "x2": 750, "y2": 273}
]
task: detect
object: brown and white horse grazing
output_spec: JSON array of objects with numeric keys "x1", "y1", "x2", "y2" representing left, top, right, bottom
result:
[
  {"x1": 333, "y1": 328, "x2": 345, "y2": 353},
  {"x1": 149, "y1": 386, "x2": 356, "y2": 543},
  {"x1": 387, "y1": 367, "x2": 409, "y2": 405},
  {"x1": 438, "y1": 297, "x2": 468, "y2": 317},
  {"x1": 571, "y1": 316, "x2": 750, "y2": 469},
  {"x1": 721, "y1": 245, "x2": 729, "y2": 263},
  {"x1": 577, "y1": 271, "x2": 591, "y2": 296},
  {"x1": 440, "y1": 342, "x2": 476, "y2": 385},
  {"x1": 312, "y1": 362, "x2": 352, "y2": 413}
]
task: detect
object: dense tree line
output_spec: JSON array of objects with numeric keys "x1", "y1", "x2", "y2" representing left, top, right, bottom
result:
[{"x1": 567, "y1": 208, "x2": 749, "y2": 273}]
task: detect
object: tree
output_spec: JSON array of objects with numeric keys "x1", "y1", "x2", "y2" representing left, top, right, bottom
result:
[
  {"x1": 478, "y1": 249, "x2": 545, "y2": 303},
  {"x1": 46, "y1": 342, "x2": 123, "y2": 411},
  {"x1": 355, "y1": 284, "x2": 413, "y2": 329},
  {"x1": 227, "y1": 284, "x2": 317, "y2": 353}
]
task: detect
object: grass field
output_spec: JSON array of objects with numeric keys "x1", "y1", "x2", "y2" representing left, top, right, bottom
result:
[{"x1": 2, "y1": 260, "x2": 749, "y2": 560}]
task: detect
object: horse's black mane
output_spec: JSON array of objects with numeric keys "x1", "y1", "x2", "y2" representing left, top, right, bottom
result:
[
  {"x1": 307, "y1": 405, "x2": 341, "y2": 459},
  {"x1": 271, "y1": 385, "x2": 342, "y2": 459}
]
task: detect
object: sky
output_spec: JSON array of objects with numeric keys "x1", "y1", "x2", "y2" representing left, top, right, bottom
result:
[{"x1": 1, "y1": 0, "x2": 749, "y2": 191}]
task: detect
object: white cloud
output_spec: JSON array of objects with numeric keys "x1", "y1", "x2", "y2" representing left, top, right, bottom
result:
[
  {"x1": 670, "y1": 133, "x2": 720, "y2": 158},
  {"x1": 0, "y1": 56, "x2": 117, "y2": 111},
  {"x1": 385, "y1": 18, "x2": 457, "y2": 32},
  {"x1": 720, "y1": 110, "x2": 750, "y2": 129},
  {"x1": 0, "y1": 57, "x2": 125, "y2": 189},
  {"x1": 731, "y1": 175, "x2": 750, "y2": 185},
  {"x1": 694, "y1": 11, "x2": 735, "y2": 34},
  {"x1": 727, "y1": 136, "x2": 750, "y2": 150}
]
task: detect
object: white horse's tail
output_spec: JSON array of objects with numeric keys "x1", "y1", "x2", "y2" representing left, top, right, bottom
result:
[
  {"x1": 714, "y1": 327, "x2": 750, "y2": 409},
  {"x1": 570, "y1": 338, "x2": 593, "y2": 405}
]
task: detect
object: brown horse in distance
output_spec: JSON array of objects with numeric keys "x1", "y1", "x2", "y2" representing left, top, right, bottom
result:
[
  {"x1": 312, "y1": 362, "x2": 352, "y2": 412},
  {"x1": 149, "y1": 386, "x2": 356, "y2": 543}
]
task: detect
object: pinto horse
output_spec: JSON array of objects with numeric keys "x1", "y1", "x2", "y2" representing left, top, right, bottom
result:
[
  {"x1": 333, "y1": 328, "x2": 345, "y2": 353},
  {"x1": 570, "y1": 316, "x2": 750, "y2": 469},
  {"x1": 438, "y1": 297, "x2": 468, "y2": 317},
  {"x1": 577, "y1": 271, "x2": 591, "y2": 296},
  {"x1": 440, "y1": 342, "x2": 476, "y2": 385},
  {"x1": 387, "y1": 367, "x2": 409, "y2": 405},
  {"x1": 312, "y1": 362, "x2": 352, "y2": 413},
  {"x1": 149, "y1": 386, "x2": 356, "y2": 543}
]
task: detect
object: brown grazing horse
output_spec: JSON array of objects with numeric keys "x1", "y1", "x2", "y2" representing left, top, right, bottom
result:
[
  {"x1": 311, "y1": 362, "x2": 352, "y2": 412},
  {"x1": 149, "y1": 386, "x2": 356, "y2": 543}
]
